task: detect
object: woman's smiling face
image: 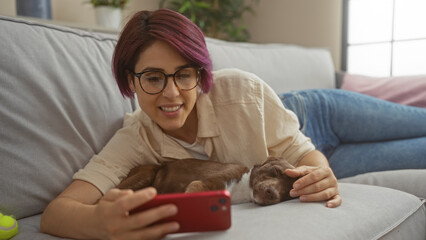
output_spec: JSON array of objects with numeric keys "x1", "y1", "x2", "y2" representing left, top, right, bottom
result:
[{"x1": 130, "y1": 40, "x2": 199, "y2": 141}]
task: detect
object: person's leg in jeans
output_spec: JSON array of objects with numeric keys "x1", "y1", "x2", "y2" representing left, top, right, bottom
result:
[{"x1": 280, "y1": 89, "x2": 426, "y2": 178}]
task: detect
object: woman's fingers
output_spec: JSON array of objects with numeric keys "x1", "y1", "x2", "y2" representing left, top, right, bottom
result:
[
  {"x1": 119, "y1": 222, "x2": 180, "y2": 240},
  {"x1": 294, "y1": 185, "x2": 339, "y2": 202},
  {"x1": 326, "y1": 194, "x2": 342, "y2": 208},
  {"x1": 290, "y1": 177, "x2": 331, "y2": 197},
  {"x1": 96, "y1": 187, "x2": 180, "y2": 238},
  {"x1": 292, "y1": 166, "x2": 334, "y2": 189},
  {"x1": 284, "y1": 166, "x2": 315, "y2": 178},
  {"x1": 286, "y1": 166, "x2": 341, "y2": 207},
  {"x1": 112, "y1": 187, "x2": 157, "y2": 216},
  {"x1": 108, "y1": 188, "x2": 178, "y2": 231},
  {"x1": 124, "y1": 204, "x2": 178, "y2": 231},
  {"x1": 102, "y1": 188, "x2": 131, "y2": 200}
]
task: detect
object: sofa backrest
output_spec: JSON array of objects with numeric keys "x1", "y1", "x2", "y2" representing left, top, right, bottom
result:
[
  {"x1": 206, "y1": 37, "x2": 336, "y2": 94},
  {"x1": 0, "y1": 16, "x2": 136, "y2": 219}
]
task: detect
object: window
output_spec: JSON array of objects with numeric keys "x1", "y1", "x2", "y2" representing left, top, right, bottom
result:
[{"x1": 341, "y1": 0, "x2": 426, "y2": 77}]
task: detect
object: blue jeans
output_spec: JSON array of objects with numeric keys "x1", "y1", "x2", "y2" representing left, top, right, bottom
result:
[{"x1": 280, "y1": 89, "x2": 426, "y2": 179}]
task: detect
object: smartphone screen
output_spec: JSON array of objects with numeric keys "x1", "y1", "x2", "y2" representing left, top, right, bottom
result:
[{"x1": 130, "y1": 190, "x2": 231, "y2": 233}]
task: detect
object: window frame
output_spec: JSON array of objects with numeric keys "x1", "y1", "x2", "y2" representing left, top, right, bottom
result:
[{"x1": 341, "y1": 0, "x2": 426, "y2": 76}]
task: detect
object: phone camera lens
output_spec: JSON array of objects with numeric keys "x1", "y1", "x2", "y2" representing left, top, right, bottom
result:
[
  {"x1": 210, "y1": 205, "x2": 219, "y2": 212},
  {"x1": 219, "y1": 198, "x2": 227, "y2": 204}
]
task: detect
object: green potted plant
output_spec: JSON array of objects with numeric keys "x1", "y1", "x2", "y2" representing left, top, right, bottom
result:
[
  {"x1": 89, "y1": 0, "x2": 130, "y2": 29},
  {"x1": 90, "y1": 0, "x2": 129, "y2": 8},
  {"x1": 159, "y1": 0, "x2": 258, "y2": 42}
]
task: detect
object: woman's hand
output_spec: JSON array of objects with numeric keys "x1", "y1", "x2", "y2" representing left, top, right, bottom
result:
[
  {"x1": 95, "y1": 187, "x2": 180, "y2": 240},
  {"x1": 285, "y1": 165, "x2": 342, "y2": 208}
]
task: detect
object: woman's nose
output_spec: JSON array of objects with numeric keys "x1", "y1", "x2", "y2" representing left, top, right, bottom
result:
[{"x1": 162, "y1": 77, "x2": 180, "y2": 98}]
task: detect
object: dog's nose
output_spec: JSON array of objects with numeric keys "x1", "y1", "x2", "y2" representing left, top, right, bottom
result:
[
  {"x1": 254, "y1": 184, "x2": 281, "y2": 205},
  {"x1": 264, "y1": 187, "x2": 279, "y2": 201}
]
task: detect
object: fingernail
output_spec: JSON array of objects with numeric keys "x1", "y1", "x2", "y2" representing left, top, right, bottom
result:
[
  {"x1": 300, "y1": 196, "x2": 307, "y2": 201},
  {"x1": 170, "y1": 222, "x2": 180, "y2": 232},
  {"x1": 146, "y1": 188, "x2": 156, "y2": 198},
  {"x1": 290, "y1": 190, "x2": 298, "y2": 197},
  {"x1": 169, "y1": 205, "x2": 178, "y2": 215}
]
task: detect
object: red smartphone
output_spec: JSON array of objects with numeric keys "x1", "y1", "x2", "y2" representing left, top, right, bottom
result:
[{"x1": 130, "y1": 190, "x2": 231, "y2": 233}]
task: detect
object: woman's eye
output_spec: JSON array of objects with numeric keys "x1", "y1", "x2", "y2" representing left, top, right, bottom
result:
[
  {"x1": 176, "y1": 73, "x2": 191, "y2": 79},
  {"x1": 142, "y1": 72, "x2": 163, "y2": 83},
  {"x1": 146, "y1": 76, "x2": 161, "y2": 82}
]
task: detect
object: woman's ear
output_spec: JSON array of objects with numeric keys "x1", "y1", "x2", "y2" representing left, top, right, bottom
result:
[{"x1": 127, "y1": 71, "x2": 136, "y2": 92}]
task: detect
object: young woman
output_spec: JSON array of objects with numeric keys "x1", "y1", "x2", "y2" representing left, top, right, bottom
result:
[{"x1": 41, "y1": 8, "x2": 426, "y2": 240}]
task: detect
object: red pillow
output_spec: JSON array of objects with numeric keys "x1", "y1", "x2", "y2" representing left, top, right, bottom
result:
[{"x1": 341, "y1": 73, "x2": 426, "y2": 108}]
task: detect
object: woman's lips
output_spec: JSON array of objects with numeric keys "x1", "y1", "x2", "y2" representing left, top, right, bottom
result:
[
  {"x1": 159, "y1": 104, "x2": 183, "y2": 117},
  {"x1": 160, "y1": 105, "x2": 182, "y2": 112}
]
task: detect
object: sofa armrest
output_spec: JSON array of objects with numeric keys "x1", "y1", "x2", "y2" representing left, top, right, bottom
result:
[
  {"x1": 340, "y1": 72, "x2": 426, "y2": 108},
  {"x1": 335, "y1": 71, "x2": 345, "y2": 88}
]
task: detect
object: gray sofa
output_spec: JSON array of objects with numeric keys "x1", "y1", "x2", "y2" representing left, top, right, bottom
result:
[{"x1": 0, "y1": 15, "x2": 425, "y2": 240}]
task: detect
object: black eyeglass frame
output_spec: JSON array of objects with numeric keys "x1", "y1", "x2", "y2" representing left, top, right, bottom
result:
[{"x1": 132, "y1": 66, "x2": 203, "y2": 95}]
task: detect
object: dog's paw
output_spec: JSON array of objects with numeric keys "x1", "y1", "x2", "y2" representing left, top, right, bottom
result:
[{"x1": 185, "y1": 180, "x2": 206, "y2": 193}]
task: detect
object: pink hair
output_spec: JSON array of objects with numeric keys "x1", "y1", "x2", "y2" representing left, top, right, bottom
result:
[{"x1": 112, "y1": 9, "x2": 213, "y2": 98}]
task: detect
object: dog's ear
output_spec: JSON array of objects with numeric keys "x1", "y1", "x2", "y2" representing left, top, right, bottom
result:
[
  {"x1": 273, "y1": 164, "x2": 287, "y2": 175},
  {"x1": 280, "y1": 159, "x2": 295, "y2": 169},
  {"x1": 117, "y1": 165, "x2": 161, "y2": 191},
  {"x1": 273, "y1": 158, "x2": 295, "y2": 175}
]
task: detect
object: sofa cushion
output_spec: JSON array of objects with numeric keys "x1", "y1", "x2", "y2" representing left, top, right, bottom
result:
[
  {"x1": 0, "y1": 16, "x2": 136, "y2": 219},
  {"x1": 339, "y1": 169, "x2": 426, "y2": 199},
  {"x1": 341, "y1": 73, "x2": 426, "y2": 108},
  {"x1": 14, "y1": 183, "x2": 426, "y2": 240},
  {"x1": 205, "y1": 37, "x2": 336, "y2": 94}
]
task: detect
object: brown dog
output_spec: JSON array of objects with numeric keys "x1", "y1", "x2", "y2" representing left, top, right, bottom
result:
[
  {"x1": 118, "y1": 159, "x2": 249, "y2": 194},
  {"x1": 118, "y1": 157, "x2": 297, "y2": 206}
]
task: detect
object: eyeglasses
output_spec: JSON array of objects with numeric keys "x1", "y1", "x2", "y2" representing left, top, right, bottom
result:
[{"x1": 132, "y1": 66, "x2": 202, "y2": 95}]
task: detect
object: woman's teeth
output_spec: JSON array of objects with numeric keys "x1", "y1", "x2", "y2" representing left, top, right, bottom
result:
[{"x1": 161, "y1": 105, "x2": 181, "y2": 112}]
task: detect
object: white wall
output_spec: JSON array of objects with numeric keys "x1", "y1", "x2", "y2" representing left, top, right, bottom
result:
[
  {"x1": 0, "y1": 0, "x2": 342, "y2": 69},
  {"x1": 0, "y1": 0, "x2": 159, "y2": 26},
  {"x1": 245, "y1": 0, "x2": 342, "y2": 69}
]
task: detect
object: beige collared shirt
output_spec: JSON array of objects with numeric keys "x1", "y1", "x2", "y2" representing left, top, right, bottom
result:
[{"x1": 73, "y1": 68, "x2": 315, "y2": 194}]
